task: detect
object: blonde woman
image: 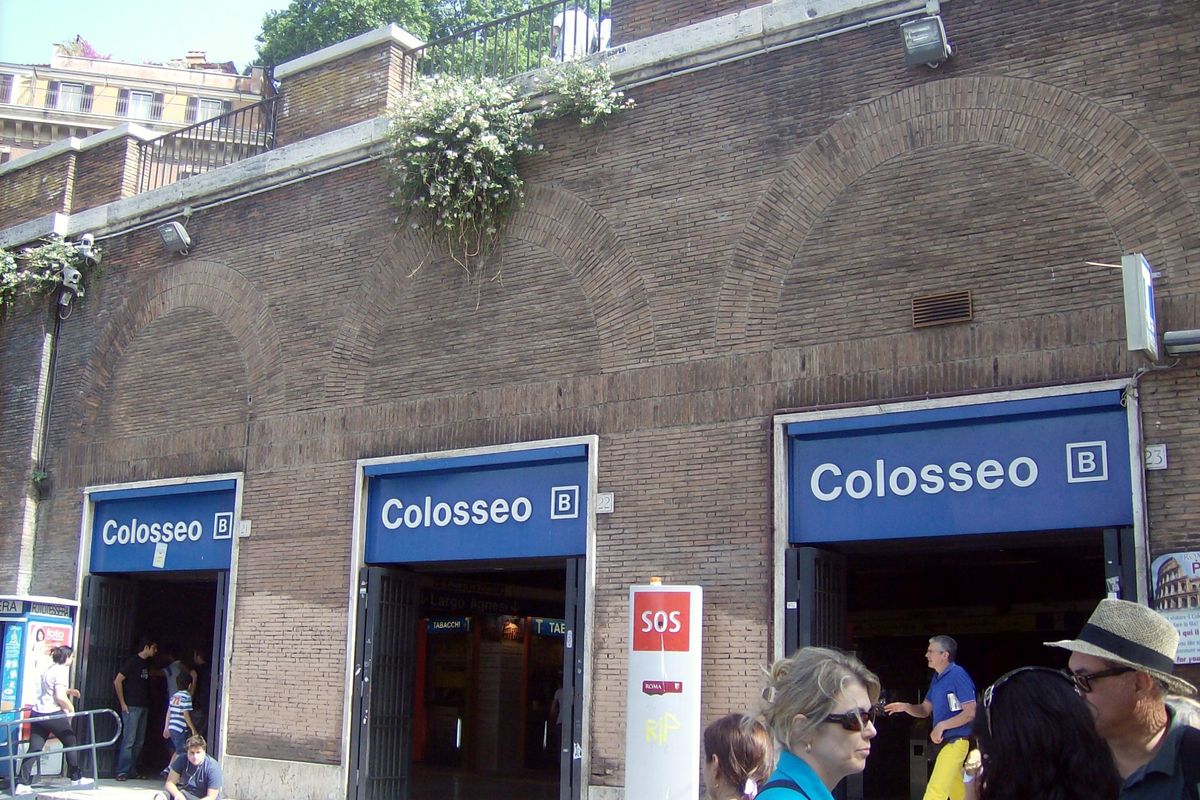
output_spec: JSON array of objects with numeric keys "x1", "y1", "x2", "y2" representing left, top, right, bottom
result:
[{"x1": 755, "y1": 647, "x2": 880, "y2": 800}]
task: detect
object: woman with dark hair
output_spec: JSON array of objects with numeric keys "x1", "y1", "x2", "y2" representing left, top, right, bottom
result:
[
  {"x1": 702, "y1": 713, "x2": 774, "y2": 800},
  {"x1": 14, "y1": 646, "x2": 90, "y2": 793},
  {"x1": 966, "y1": 666, "x2": 1120, "y2": 800},
  {"x1": 755, "y1": 647, "x2": 881, "y2": 800}
]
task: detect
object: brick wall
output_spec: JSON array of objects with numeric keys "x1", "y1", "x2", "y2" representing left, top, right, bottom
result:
[
  {"x1": 0, "y1": 151, "x2": 75, "y2": 229},
  {"x1": 72, "y1": 136, "x2": 139, "y2": 213},
  {"x1": 276, "y1": 42, "x2": 415, "y2": 145},
  {"x1": 608, "y1": 0, "x2": 763, "y2": 44},
  {"x1": 1, "y1": 0, "x2": 1198, "y2": 791}
]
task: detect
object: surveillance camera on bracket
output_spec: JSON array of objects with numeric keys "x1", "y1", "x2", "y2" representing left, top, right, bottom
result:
[
  {"x1": 75, "y1": 233, "x2": 101, "y2": 268},
  {"x1": 1163, "y1": 330, "x2": 1200, "y2": 356}
]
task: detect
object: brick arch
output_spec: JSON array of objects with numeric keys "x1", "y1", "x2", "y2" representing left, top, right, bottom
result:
[
  {"x1": 715, "y1": 75, "x2": 1200, "y2": 350},
  {"x1": 326, "y1": 184, "x2": 656, "y2": 404},
  {"x1": 74, "y1": 259, "x2": 286, "y2": 432}
]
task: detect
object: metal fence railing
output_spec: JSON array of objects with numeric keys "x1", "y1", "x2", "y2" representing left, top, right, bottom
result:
[
  {"x1": 2, "y1": 707, "x2": 122, "y2": 795},
  {"x1": 137, "y1": 97, "x2": 279, "y2": 193},
  {"x1": 413, "y1": 0, "x2": 612, "y2": 80}
]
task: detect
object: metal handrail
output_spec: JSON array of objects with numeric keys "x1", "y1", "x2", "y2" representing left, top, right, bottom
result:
[
  {"x1": 137, "y1": 96, "x2": 279, "y2": 193},
  {"x1": 412, "y1": 0, "x2": 611, "y2": 80},
  {"x1": 2, "y1": 708, "x2": 122, "y2": 796}
]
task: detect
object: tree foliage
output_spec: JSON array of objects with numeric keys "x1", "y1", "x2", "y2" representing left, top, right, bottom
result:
[{"x1": 255, "y1": 0, "x2": 533, "y2": 68}]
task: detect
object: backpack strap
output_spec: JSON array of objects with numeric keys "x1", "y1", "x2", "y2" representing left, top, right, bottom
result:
[
  {"x1": 756, "y1": 778, "x2": 813, "y2": 799},
  {"x1": 1180, "y1": 724, "x2": 1200, "y2": 800}
]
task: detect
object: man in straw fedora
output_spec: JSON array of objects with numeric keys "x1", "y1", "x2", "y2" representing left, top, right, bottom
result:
[{"x1": 1046, "y1": 598, "x2": 1200, "y2": 799}]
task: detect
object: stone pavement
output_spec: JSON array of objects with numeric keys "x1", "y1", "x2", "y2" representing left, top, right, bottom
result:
[{"x1": 8, "y1": 776, "x2": 236, "y2": 800}]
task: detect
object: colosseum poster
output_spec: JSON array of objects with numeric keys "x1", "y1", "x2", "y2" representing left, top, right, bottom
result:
[{"x1": 1153, "y1": 552, "x2": 1200, "y2": 664}]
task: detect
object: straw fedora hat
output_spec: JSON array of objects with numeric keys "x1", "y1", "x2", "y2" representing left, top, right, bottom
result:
[{"x1": 1045, "y1": 598, "x2": 1196, "y2": 696}]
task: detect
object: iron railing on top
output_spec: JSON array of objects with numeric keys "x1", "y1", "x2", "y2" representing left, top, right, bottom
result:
[
  {"x1": 412, "y1": 0, "x2": 612, "y2": 81},
  {"x1": 137, "y1": 96, "x2": 279, "y2": 193}
]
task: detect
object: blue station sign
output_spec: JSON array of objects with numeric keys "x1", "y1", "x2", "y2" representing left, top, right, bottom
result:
[
  {"x1": 89, "y1": 480, "x2": 237, "y2": 573},
  {"x1": 785, "y1": 391, "x2": 1133, "y2": 543},
  {"x1": 364, "y1": 444, "x2": 589, "y2": 564}
]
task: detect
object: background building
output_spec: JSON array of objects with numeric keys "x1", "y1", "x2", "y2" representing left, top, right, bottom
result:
[{"x1": 0, "y1": 41, "x2": 268, "y2": 163}]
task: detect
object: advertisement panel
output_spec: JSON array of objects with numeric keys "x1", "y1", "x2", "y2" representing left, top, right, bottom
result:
[
  {"x1": 90, "y1": 480, "x2": 237, "y2": 573},
  {"x1": 364, "y1": 445, "x2": 589, "y2": 563},
  {"x1": 1152, "y1": 551, "x2": 1200, "y2": 664},
  {"x1": 786, "y1": 391, "x2": 1133, "y2": 542},
  {"x1": 624, "y1": 584, "x2": 702, "y2": 800}
]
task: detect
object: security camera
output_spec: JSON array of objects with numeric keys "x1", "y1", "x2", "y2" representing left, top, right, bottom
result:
[
  {"x1": 75, "y1": 234, "x2": 101, "y2": 268},
  {"x1": 1164, "y1": 330, "x2": 1200, "y2": 356},
  {"x1": 61, "y1": 266, "x2": 84, "y2": 294}
]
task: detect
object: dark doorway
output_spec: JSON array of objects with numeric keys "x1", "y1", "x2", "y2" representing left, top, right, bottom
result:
[
  {"x1": 77, "y1": 572, "x2": 224, "y2": 777},
  {"x1": 351, "y1": 559, "x2": 584, "y2": 800},
  {"x1": 846, "y1": 530, "x2": 1107, "y2": 800}
]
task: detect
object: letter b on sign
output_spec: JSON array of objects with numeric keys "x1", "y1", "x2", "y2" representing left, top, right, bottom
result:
[
  {"x1": 1066, "y1": 442, "x2": 1108, "y2": 483},
  {"x1": 633, "y1": 591, "x2": 690, "y2": 652},
  {"x1": 550, "y1": 485, "x2": 580, "y2": 519}
]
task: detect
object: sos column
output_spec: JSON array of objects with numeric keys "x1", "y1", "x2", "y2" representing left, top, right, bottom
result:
[{"x1": 623, "y1": 583, "x2": 703, "y2": 800}]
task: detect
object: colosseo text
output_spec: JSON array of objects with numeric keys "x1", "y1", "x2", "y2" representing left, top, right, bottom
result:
[
  {"x1": 809, "y1": 456, "x2": 1039, "y2": 501},
  {"x1": 101, "y1": 518, "x2": 203, "y2": 545},
  {"x1": 381, "y1": 495, "x2": 534, "y2": 529}
]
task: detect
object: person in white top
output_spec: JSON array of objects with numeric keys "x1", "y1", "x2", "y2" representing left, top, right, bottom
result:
[
  {"x1": 551, "y1": 5, "x2": 597, "y2": 61},
  {"x1": 15, "y1": 646, "x2": 90, "y2": 793}
]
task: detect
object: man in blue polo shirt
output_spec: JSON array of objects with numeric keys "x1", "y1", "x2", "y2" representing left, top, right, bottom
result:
[{"x1": 885, "y1": 635, "x2": 976, "y2": 800}]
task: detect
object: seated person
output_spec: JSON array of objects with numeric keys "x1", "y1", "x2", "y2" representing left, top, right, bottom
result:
[{"x1": 155, "y1": 734, "x2": 222, "y2": 800}]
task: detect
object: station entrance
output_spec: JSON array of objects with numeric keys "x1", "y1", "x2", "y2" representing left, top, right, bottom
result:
[
  {"x1": 351, "y1": 439, "x2": 595, "y2": 800},
  {"x1": 787, "y1": 528, "x2": 1123, "y2": 800},
  {"x1": 776, "y1": 385, "x2": 1142, "y2": 800},
  {"x1": 350, "y1": 559, "x2": 585, "y2": 800},
  {"x1": 76, "y1": 475, "x2": 238, "y2": 777}
]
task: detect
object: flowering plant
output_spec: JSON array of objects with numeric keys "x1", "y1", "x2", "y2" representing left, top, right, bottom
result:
[
  {"x1": 389, "y1": 75, "x2": 535, "y2": 273},
  {"x1": 0, "y1": 237, "x2": 96, "y2": 318},
  {"x1": 387, "y1": 63, "x2": 633, "y2": 291},
  {"x1": 537, "y1": 60, "x2": 634, "y2": 126}
]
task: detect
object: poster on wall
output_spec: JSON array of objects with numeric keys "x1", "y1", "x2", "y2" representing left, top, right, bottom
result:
[
  {"x1": 21, "y1": 617, "x2": 74, "y2": 706},
  {"x1": 1151, "y1": 551, "x2": 1200, "y2": 664}
]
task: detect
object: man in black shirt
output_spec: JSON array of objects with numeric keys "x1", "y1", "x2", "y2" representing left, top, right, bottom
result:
[{"x1": 113, "y1": 634, "x2": 158, "y2": 780}]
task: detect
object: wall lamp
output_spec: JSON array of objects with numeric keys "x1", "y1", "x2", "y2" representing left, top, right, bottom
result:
[
  {"x1": 901, "y1": 15, "x2": 952, "y2": 68},
  {"x1": 1164, "y1": 330, "x2": 1200, "y2": 357},
  {"x1": 158, "y1": 221, "x2": 193, "y2": 255}
]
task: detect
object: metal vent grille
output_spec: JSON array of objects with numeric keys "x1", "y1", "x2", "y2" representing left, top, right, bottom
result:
[{"x1": 912, "y1": 290, "x2": 973, "y2": 328}]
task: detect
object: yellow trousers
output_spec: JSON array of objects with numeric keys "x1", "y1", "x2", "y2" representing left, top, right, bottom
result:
[{"x1": 924, "y1": 738, "x2": 968, "y2": 800}]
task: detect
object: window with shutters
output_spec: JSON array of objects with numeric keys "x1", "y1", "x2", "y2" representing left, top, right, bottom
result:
[
  {"x1": 198, "y1": 98, "x2": 225, "y2": 120},
  {"x1": 0, "y1": 74, "x2": 12, "y2": 104},
  {"x1": 128, "y1": 91, "x2": 154, "y2": 119},
  {"x1": 58, "y1": 82, "x2": 86, "y2": 111}
]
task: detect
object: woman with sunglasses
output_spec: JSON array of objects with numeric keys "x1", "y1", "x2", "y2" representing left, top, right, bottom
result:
[
  {"x1": 964, "y1": 666, "x2": 1119, "y2": 800},
  {"x1": 755, "y1": 647, "x2": 880, "y2": 800}
]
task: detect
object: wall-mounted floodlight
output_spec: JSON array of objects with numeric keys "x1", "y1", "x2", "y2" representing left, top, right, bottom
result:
[
  {"x1": 901, "y1": 15, "x2": 952, "y2": 68},
  {"x1": 1164, "y1": 330, "x2": 1200, "y2": 356},
  {"x1": 158, "y1": 221, "x2": 192, "y2": 255}
]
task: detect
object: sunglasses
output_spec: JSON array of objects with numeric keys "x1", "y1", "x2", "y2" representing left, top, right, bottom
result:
[
  {"x1": 824, "y1": 706, "x2": 878, "y2": 732},
  {"x1": 981, "y1": 666, "x2": 1076, "y2": 736},
  {"x1": 1066, "y1": 666, "x2": 1134, "y2": 694}
]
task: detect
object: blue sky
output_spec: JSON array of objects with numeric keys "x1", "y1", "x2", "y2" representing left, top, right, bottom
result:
[{"x1": 0, "y1": 0, "x2": 290, "y2": 70}]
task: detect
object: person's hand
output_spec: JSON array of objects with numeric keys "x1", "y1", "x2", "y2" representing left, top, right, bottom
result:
[
  {"x1": 930, "y1": 723, "x2": 945, "y2": 744},
  {"x1": 883, "y1": 701, "x2": 908, "y2": 715},
  {"x1": 963, "y1": 749, "x2": 982, "y2": 778}
]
